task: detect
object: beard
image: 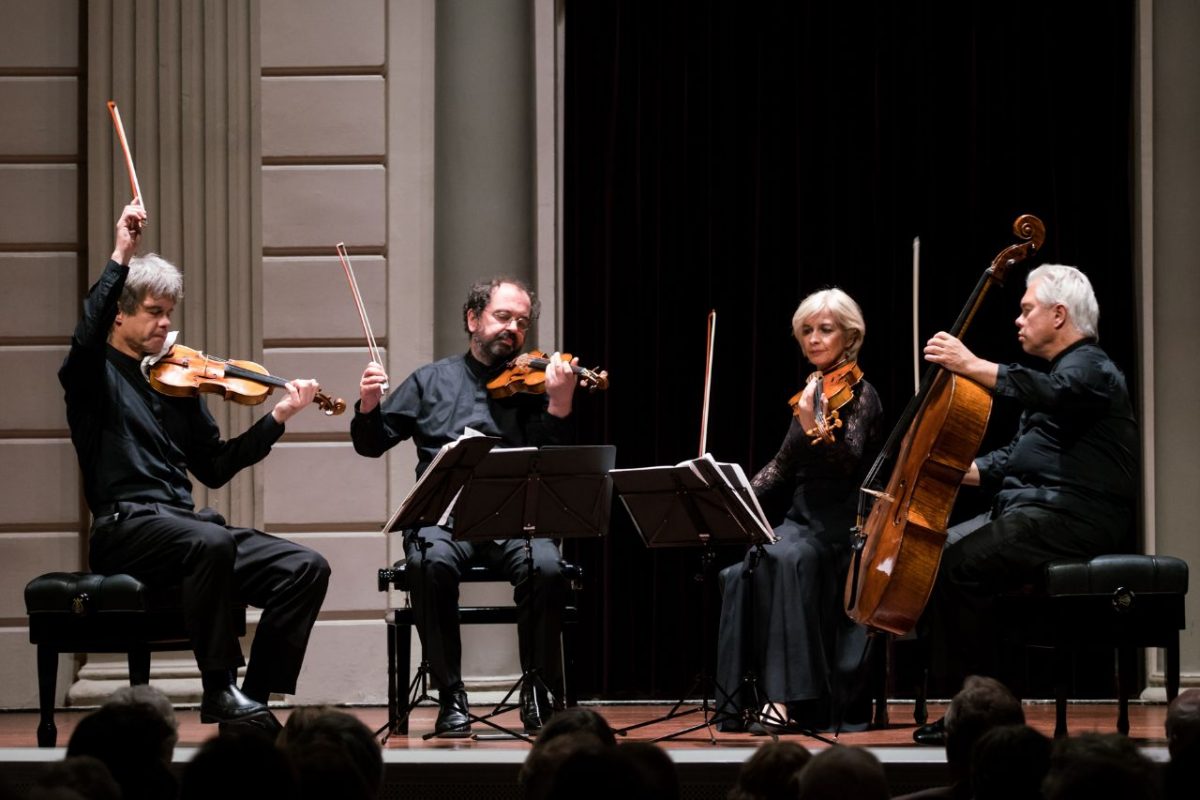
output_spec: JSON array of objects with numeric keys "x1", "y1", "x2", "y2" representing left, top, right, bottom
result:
[{"x1": 473, "y1": 330, "x2": 519, "y2": 364}]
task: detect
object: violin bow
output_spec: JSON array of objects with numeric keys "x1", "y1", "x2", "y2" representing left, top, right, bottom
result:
[
  {"x1": 699, "y1": 309, "x2": 716, "y2": 457},
  {"x1": 106, "y1": 101, "x2": 143, "y2": 207},
  {"x1": 335, "y1": 242, "x2": 388, "y2": 392}
]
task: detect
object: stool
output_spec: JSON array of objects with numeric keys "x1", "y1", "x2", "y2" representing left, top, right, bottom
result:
[
  {"x1": 1002, "y1": 553, "x2": 1188, "y2": 737},
  {"x1": 377, "y1": 561, "x2": 581, "y2": 735},
  {"x1": 24, "y1": 571, "x2": 246, "y2": 747}
]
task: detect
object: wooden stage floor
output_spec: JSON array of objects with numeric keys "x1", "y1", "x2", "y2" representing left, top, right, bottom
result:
[{"x1": 0, "y1": 701, "x2": 1172, "y2": 799}]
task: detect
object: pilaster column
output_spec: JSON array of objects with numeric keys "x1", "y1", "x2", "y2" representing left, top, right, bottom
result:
[{"x1": 433, "y1": 0, "x2": 535, "y2": 359}]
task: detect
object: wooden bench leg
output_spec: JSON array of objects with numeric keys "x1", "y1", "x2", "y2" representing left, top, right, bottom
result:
[
  {"x1": 562, "y1": 613, "x2": 578, "y2": 708},
  {"x1": 128, "y1": 647, "x2": 151, "y2": 685},
  {"x1": 1053, "y1": 646, "x2": 1070, "y2": 738},
  {"x1": 1116, "y1": 645, "x2": 1137, "y2": 735},
  {"x1": 390, "y1": 616, "x2": 413, "y2": 736},
  {"x1": 1167, "y1": 633, "x2": 1181, "y2": 702},
  {"x1": 36, "y1": 645, "x2": 59, "y2": 748},
  {"x1": 869, "y1": 633, "x2": 890, "y2": 728}
]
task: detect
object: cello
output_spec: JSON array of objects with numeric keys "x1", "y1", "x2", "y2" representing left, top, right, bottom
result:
[{"x1": 844, "y1": 214, "x2": 1045, "y2": 635}]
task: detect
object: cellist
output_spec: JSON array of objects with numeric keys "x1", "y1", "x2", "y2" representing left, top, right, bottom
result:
[{"x1": 913, "y1": 264, "x2": 1138, "y2": 745}]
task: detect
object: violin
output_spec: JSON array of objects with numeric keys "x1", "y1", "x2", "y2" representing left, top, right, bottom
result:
[
  {"x1": 148, "y1": 343, "x2": 346, "y2": 416},
  {"x1": 486, "y1": 350, "x2": 610, "y2": 398},
  {"x1": 788, "y1": 359, "x2": 863, "y2": 444}
]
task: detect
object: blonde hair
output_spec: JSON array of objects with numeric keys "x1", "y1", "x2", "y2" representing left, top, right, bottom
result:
[{"x1": 791, "y1": 287, "x2": 866, "y2": 361}]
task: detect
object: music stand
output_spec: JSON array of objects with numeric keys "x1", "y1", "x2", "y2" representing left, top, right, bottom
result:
[
  {"x1": 611, "y1": 455, "x2": 797, "y2": 742},
  {"x1": 447, "y1": 444, "x2": 616, "y2": 741},
  {"x1": 375, "y1": 434, "x2": 501, "y2": 741}
]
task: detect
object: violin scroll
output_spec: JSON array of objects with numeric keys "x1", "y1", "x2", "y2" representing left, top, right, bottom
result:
[{"x1": 314, "y1": 393, "x2": 347, "y2": 416}]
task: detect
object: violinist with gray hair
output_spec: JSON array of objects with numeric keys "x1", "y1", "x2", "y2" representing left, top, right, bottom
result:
[{"x1": 59, "y1": 204, "x2": 330, "y2": 733}]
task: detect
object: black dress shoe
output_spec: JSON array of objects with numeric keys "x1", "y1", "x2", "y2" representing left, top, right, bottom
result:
[
  {"x1": 200, "y1": 685, "x2": 270, "y2": 724},
  {"x1": 519, "y1": 684, "x2": 551, "y2": 733},
  {"x1": 913, "y1": 716, "x2": 947, "y2": 745},
  {"x1": 435, "y1": 690, "x2": 472, "y2": 737}
]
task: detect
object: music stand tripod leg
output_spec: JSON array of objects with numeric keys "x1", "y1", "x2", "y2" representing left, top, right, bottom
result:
[
  {"x1": 473, "y1": 533, "x2": 560, "y2": 741},
  {"x1": 618, "y1": 543, "x2": 726, "y2": 743}
]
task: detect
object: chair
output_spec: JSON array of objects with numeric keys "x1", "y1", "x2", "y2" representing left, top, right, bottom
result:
[
  {"x1": 377, "y1": 560, "x2": 581, "y2": 735},
  {"x1": 24, "y1": 571, "x2": 246, "y2": 747},
  {"x1": 1002, "y1": 553, "x2": 1188, "y2": 737}
]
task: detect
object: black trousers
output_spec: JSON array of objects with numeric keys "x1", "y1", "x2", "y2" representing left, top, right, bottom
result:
[
  {"x1": 88, "y1": 502, "x2": 330, "y2": 697},
  {"x1": 926, "y1": 506, "x2": 1130, "y2": 683},
  {"x1": 404, "y1": 525, "x2": 567, "y2": 697}
]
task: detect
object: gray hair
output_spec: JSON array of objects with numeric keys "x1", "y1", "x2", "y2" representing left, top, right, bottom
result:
[
  {"x1": 792, "y1": 287, "x2": 866, "y2": 361},
  {"x1": 1026, "y1": 263, "x2": 1099, "y2": 340},
  {"x1": 119, "y1": 252, "x2": 183, "y2": 315}
]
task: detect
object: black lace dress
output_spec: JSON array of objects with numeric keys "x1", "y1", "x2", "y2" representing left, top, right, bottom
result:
[{"x1": 715, "y1": 379, "x2": 884, "y2": 729}]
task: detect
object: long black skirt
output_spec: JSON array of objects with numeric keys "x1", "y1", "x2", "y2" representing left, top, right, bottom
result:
[{"x1": 714, "y1": 516, "x2": 871, "y2": 729}]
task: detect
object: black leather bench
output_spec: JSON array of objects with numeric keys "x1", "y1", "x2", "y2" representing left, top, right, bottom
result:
[
  {"x1": 1002, "y1": 553, "x2": 1188, "y2": 736},
  {"x1": 24, "y1": 571, "x2": 245, "y2": 747}
]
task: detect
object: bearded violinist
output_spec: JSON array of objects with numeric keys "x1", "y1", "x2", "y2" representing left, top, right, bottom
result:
[
  {"x1": 59, "y1": 205, "x2": 330, "y2": 733},
  {"x1": 913, "y1": 264, "x2": 1138, "y2": 745},
  {"x1": 351, "y1": 277, "x2": 581, "y2": 735}
]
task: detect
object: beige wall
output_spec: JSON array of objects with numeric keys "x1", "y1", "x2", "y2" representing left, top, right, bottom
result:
[
  {"x1": 0, "y1": 0, "x2": 84, "y2": 707},
  {"x1": 258, "y1": 0, "x2": 405, "y2": 704}
]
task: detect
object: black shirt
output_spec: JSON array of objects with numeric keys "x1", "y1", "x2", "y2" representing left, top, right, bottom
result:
[
  {"x1": 977, "y1": 339, "x2": 1138, "y2": 528},
  {"x1": 59, "y1": 260, "x2": 284, "y2": 513},
  {"x1": 350, "y1": 352, "x2": 573, "y2": 477}
]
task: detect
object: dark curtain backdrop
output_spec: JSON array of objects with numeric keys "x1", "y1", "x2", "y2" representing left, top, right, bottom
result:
[{"x1": 559, "y1": 0, "x2": 1136, "y2": 699}]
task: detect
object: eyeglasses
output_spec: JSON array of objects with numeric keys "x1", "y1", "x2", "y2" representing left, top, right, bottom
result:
[{"x1": 488, "y1": 309, "x2": 532, "y2": 331}]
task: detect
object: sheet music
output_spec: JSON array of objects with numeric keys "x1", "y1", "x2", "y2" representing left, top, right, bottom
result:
[
  {"x1": 381, "y1": 431, "x2": 500, "y2": 534},
  {"x1": 689, "y1": 453, "x2": 775, "y2": 543},
  {"x1": 610, "y1": 454, "x2": 776, "y2": 546}
]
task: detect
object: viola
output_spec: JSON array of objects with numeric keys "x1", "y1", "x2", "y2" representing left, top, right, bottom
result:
[
  {"x1": 148, "y1": 343, "x2": 346, "y2": 416},
  {"x1": 486, "y1": 350, "x2": 610, "y2": 398},
  {"x1": 788, "y1": 359, "x2": 864, "y2": 444}
]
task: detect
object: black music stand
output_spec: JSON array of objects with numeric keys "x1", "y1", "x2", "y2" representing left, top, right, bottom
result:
[
  {"x1": 375, "y1": 434, "x2": 501, "y2": 742},
  {"x1": 611, "y1": 455, "x2": 797, "y2": 743},
  {"x1": 447, "y1": 444, "x2": 616, "y2": 742}
]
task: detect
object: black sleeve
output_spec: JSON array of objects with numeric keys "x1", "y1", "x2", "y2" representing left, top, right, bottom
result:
[
  {"x1": 350, "y1": 372, "x2": 420, "y2": 457},
  {"x1": 184, "y1": 401, "x2": 285, "y2": 488},
  {"x1": 59, "y1": 261, "x2": 126, "y2": 398}
]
